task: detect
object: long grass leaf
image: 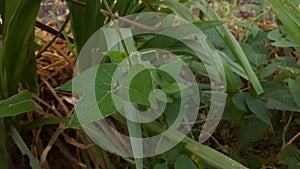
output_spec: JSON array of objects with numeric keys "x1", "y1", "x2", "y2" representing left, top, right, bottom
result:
[
  {"x1": 0, "y1": 90, "x2": 35, "y2": 118},
  {"x1": 0, "y1": 0, "x2": 41, "y2": 98},
  {"x1": 196, "y1": 1, "x2": 263, "y2": 94},
  {"x1": 9, "y1": 120, "x2": 41, "y2": 169},
  {"x1": 268, "y1": 0, "x2": 300, "y2": 47},
  {"x1": 66, "y1": 0, "x2": 105, "y2": 53}
]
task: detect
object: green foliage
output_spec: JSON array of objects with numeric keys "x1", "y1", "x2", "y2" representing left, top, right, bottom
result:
[
  {"x1": 197, "y1": 0, "x2": 264, "y2": 94},
  {"x1": 268, "y1": 0, "x2": 300, "y2": 48},
  {"x1": 9, "y1": 121, "x2": 41, "y2": 169},
  {"x1": 0, "y1": 0, "x2": 40, "y2": 168},
  {"x1": 0, "y1": 0, "x2": 299, "y2": 168},
  {"x1": 0, "y1": 0, "x2": 40, "y2": 99},
  {"x1": 154, "y1": 163, "x2": 169, "y2": 169},
  {"x1": 279, "y1": 144, "x2": 300, "y2": 169},
  {"x1": 0, "y1": 90, "x2": 35, "y2": 118},
  {"x1": 174, "y1": 154, "x2": 198, "y2": 169}
]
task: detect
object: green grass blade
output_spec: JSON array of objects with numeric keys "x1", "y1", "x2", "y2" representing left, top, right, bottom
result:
[
  {"x1": 0, "y1": 90, "x2": 35, "y2": 118},
  {"x1": 66, "y1": 0, "x2": 106, "y2": 54},
  {"x1": 221, "y1": 58, "x2": 240, "y2": 95},
  {"x1": 9, "y1": 120, "x2": 41, "y2": 169},
  {"x1": 0, "y1": 0, "x2": 41, "y2": 98},
  {"x1": 268, "y1": 0, "x2": 300, "y2": 47},
  {"x1": 22, "y1": 117, "x2": 70, "y2": 132},
  {"x1": 125, "y1": 104, "x2": 143, "y2": 169},
  {"x1": 196, "y1": 1, "x2": 264, "y2": 95}
]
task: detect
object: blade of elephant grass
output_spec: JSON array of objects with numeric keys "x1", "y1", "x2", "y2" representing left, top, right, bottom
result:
[
  {"x1": 196, "y1": 0, "x2": 263, "y2": 95},
  {"x1": 40, "y1": 124, "x2": 62, "y2": 165},
  {"x1": 125, "y1": 104, "x2": 143, "y2": 169},
  {"x1": 0, "y1": 0, "x2": 41, "y2": 98},
  {"x1": 21, "y1": 117, "x2": 70, "y2": 132},
  {"x1": 8, "y1": 120, "x2": 41, "y2": 169},
  {"x1": 268, "y1": 0, "x2": 300, "y2": 47}
]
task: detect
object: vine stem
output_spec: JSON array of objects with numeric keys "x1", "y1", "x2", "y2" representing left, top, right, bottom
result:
[
  {"x1": 102, "y1": 0, "x2": 132, "y2": 66},
  {"x1": 282, "y1": 112, "x2": 294, "y2": 146}
]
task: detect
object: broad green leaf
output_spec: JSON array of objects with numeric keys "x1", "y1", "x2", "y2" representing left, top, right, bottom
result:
[
  {"x1": 164, "y1": 98, "x2": 181, "y2": 127},
  {"x1": 162, "y1": 142, "x2": 186, "y2": 161},
  {"x1": 245, "y1": 155, "x2": 270, "y2": 169},
  {"x1": 232, "y1": 92, "x2": 250, "y2": 112},
  {"x1": 235, "y1": 22, "x2": 260, "y2": 38},
  {"x1": 262, "y1": 81, "x2": 300, "y2": 112},
  {"x1": 271, "y1": 38, "x2": 298, "y2": 48},
  {"x1": 128, "y1": 67, "x2": 155, "y2": 106},
  {"x1": 0, "y1": 90, "x2": 35, "y2": 118},
  {"x1": 159, "y1": 82, "x2": 180, "y2": 94},
  {"x1": 267, "y1": 28, "x2": 282, "y2": 41},
  {"x1": 287, "y1": 79, "x2": 300, "y2": 108},
  {"x1": 61, "y1": 63, "x2": 157, "y2": 126},
  {"x1": 245, "y1": 95, "x2": 272, "y2": 126},
  {"x1": 279, "y1": 144, "x2": 300, "y2": 169},
  {"x1": 258, "y1": 61, "x2": 281, "y2": 79},
  {"x1": 105, "y1": 51, "x2": 126, "y2": 62},
  {"x1": 175, "y1": 154, "x2": 198, "y2": 169},
  {"x1": 241, "y1": 44, "x2": 268, "y2": 66},
  {"x1": 266, "y1": 98, "x2": 300, "y2": 112},
  {"x1": 59, "y1": 63, "x2": 118, "y2": 125},
  {"x1": 237, "y1": 116, "x2": 270, "y2": 146},
  {"x1": 268, "y1": 0, "x2": 300, "y2": 47},
  {"x1": 154, "y1": 163, "x2": 169, "y2": 169}
]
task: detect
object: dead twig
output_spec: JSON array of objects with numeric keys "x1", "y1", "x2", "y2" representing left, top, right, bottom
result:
[{"x1": 38, "y1": 14, "x2": 70, "y2": 56}]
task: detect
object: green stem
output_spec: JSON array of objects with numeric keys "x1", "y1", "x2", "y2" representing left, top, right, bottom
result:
[
  {"x1": 282, "y1": 112, "x2": 294, "y2": 146},
  {"x1": 102, "y1": 0, "x2": 132, "y2": 66}
]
